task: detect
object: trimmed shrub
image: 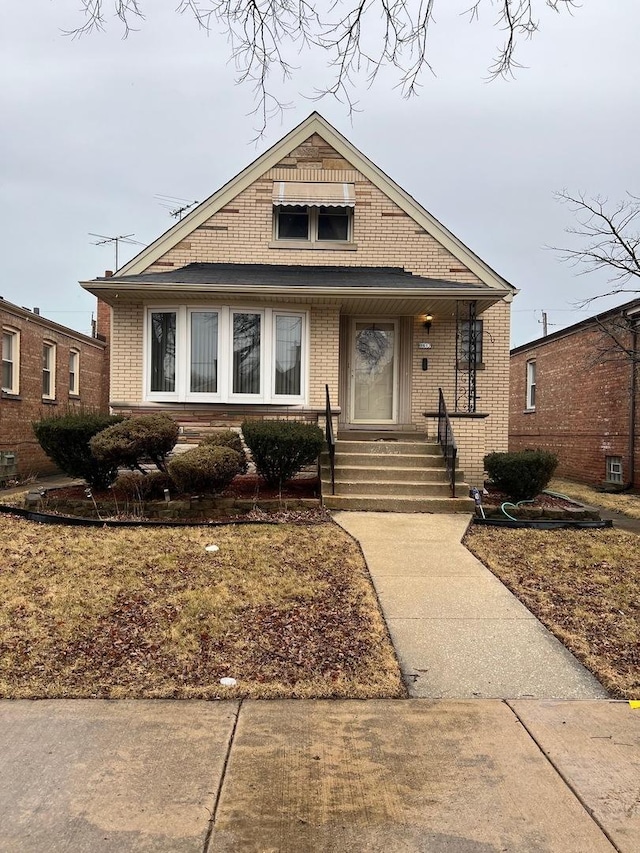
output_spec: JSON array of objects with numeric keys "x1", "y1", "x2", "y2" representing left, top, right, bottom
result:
[
  {"x1": 90, "y1": 414, "x2": 179, "y2": 474},
  {"x1": 168, "y1": 445, "x2": 242, "y2": 494},
  {"x1": 484, "y1": 449, "x2": 558, "y2": 502},
  {"x1": 112, "y1": 471, "x2": 173, "y2": 500},
  {"x1": 241, "y1": 419, "x2": 324, "y2": 489},
  {"x1": 33, "y1": 411, "x2": 124, "y2": 489},
  {"x1": 200, "y1": 430, "x2": 248, "y2": 473}
]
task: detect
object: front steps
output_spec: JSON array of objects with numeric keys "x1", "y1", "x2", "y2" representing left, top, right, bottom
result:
[{"x1": 320, "y1": 433, "x2": 474, "y2": 513}]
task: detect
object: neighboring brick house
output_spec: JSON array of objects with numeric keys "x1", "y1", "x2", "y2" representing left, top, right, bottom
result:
[
  {"x1": 81, "y1": 112, "x2": 517, "y2": 508},
  {"x1": 0, "y1": 298, "x2": 109, "y2": 480},
  {"x1": 510, "y1": 298, "x2": 640, "y2": 489}
]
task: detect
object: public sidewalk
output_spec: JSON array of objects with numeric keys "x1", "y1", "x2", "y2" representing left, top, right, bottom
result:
[
  {"x1": 0, "y1": 698, "x2": 638, "y2": 852},
  {"x1": 334, "y1": 512, "x2": 608, "y2": 699}
]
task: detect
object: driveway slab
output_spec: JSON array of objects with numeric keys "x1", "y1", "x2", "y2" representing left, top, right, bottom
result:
[
  {"x1": 510, "y1": 700, "x2": 640, "y2": 852},
  {"x1": 211, "y1": 699, "x2": 615, "y2": 852},
  {"x1": 0, "y1": 700, "x2": 238, "y2": 853}
]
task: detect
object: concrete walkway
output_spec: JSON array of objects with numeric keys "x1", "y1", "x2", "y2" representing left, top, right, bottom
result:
[
  {"x1": 334, "y1": 512, "x2": 609, "y2": 699},
  {"x1": 1, "y1": 698, "x2": 638, "y2": 852}
]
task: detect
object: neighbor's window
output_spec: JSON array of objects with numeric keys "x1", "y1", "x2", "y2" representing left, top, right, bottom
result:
[
  {"x1": 459, "y1": 319, "x2": 484, "y2": 364},
  {"x1": 274, "y1": 205, "x2": 352, "y2": 242},
  {"x1": 146, "y1": 306, "x2": 307, "y2": 404},
  {"x1": 606, "y1": 456, "x2": 623, "y2": 484},
  {"x1": 526, "y1": 360, "x2": 536, "y2": 410},
  {"x1": 2, "y1": 328, "x2": 19, "y2": 394},
  {"x1": 42, "y1": 342, "x2": 56, "y2": 399},
  {"x1": 69, "y1": 349, "x2": 80, "y2": 395}
]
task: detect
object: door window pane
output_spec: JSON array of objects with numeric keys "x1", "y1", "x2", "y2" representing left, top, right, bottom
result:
[
  {"x1": 274, "y1": 315, "x2": 302, "y2": 396},
  {"x1": 190, "y1": 312, "x2": 218, "y2": 393},
  {"x1": 233, "y1": 313, "x2": 261, "y2": 394},
  {"x1": 150, "y1": 312, "x2": 176, "y2": 392},
  {"x1": 354, "y1": 323, "x2": 395, "y2": 421}
]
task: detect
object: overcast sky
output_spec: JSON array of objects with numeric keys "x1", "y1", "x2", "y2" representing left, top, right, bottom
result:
[{"x1": 1, "y1": 1, "x2": 638, "y2": 346}]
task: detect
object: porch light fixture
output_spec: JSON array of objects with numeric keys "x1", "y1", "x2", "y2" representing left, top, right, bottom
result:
[{"x1": 423, "y1": 313, "x2": 433, "y2": 334}]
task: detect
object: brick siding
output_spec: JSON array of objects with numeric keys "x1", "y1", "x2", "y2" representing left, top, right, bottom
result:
[
  {"x1": 509, "y1": 323, "x2": 640, "y2": 488},
  {"x1": 0, "y1": 301, "x2": 108, "y2": 478}
]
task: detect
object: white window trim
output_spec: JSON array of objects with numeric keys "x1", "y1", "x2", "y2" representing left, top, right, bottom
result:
[
  {"x1": 1, "y1": 327, "x2": 20, "y2": 395},
  {"x1": 144, "y1": 305, "x2": 308, "y2": 405},
  {"x1": 525, "y1": 360, "x2": 536, "y2": 410},
  {"x1": 42, "y1": 341, "x2": 57, "y2": 400},
  {"x1": 69, "y1": 349, "x2": 80, "y2": 396}
]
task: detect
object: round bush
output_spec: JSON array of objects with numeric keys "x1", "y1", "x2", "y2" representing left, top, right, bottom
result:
[
  {"x1": 200, "y1": 430, "x2": 248, "y2": 473},
  {"x1": 168, "y1": 445, "x2": 242, "y2": 494},
  {"x1": 90, "y1": 414, "x2": 179, "y2": 473}
]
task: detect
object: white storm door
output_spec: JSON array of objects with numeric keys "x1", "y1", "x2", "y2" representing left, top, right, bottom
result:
[{"x1": 350, "y1": 320, "x2": 398, "y2": 424}]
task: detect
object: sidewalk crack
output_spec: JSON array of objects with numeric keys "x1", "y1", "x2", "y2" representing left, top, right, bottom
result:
[
  {"x1": 203, "y1": 699, "x2": 243, "y2": 853},
  {"x1": 505, "y1": 700, "x2": 621, "y2": 853}
]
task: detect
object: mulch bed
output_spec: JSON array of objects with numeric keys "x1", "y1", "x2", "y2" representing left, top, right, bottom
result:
[
  {"x1": 47, "y1": 474, "x2": 320, "y2": 503},
  {"x1": 482, "y1": 485, "x2": 580, "y2": 511}
]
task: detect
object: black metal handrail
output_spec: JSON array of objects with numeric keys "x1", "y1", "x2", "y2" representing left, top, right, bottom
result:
[
  {"x1": 437, "y1": 388, "x2": 457, "y2": 498},
  {"x1": 325, "y1": 384, "x2": 336, "y2": 495}
]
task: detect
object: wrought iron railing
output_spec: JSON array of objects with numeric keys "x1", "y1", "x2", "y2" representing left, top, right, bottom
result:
[
  {"x1": 325, "y1": 384, "x2": 336, "y2": 495},
  {"x1": 437, "y1": 388, "x2": 457, "y2": 498}
]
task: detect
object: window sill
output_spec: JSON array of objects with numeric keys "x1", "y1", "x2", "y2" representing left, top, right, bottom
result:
[
  {"x1": 1, "y1": 392, "x2": 21, "y2": 401},
  {"x1": 523, "y1": 407, "x2": 536, "y2": 414},
  {"x1": 69, "y1": 393, "x2": 81, "y2": 399},
  {"x1": 268, "y1": 240, "x2": 358, "y2": 251},
  {"x1": 41, "y1": 398, "x2": 58, "y2": 405}
]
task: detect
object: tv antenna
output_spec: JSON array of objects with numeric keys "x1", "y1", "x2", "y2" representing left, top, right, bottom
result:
[
  {"x1": 89, "y1": 233, "x2": 145, "y2": 271},
  {"x1": 155, "y1": 194, "x2": 200, "y2": 220}
]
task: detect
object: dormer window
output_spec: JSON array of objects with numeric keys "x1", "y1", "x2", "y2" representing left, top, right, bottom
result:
[{"x1": 273, "y1": 182, "x2": 355, "y2": 245}]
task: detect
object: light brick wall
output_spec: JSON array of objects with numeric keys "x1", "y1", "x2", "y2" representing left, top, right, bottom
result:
[{"x1": 108, "y1": 132, "x2": 512, "y2": 475}]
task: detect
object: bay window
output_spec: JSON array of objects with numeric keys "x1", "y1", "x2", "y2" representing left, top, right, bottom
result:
[{"x1": 146, "y1": 306, "x2": 307, "y2": 403}]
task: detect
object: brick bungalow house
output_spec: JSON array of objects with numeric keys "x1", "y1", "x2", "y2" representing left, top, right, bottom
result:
[
  {"x1": 1, "y1": 298, "x2": 109, "y2": 481},
  {"x1": 510, "y1": 298, "x2": 640, "y2": 489},
  {"x1": 81, "y1": 112, "x2": 517, "y2": 510}
]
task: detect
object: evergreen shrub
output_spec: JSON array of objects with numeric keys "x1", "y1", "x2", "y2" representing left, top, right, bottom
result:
[
  {"x1": 241, "y1": 419, "x2": 324, "y2": 489},
  {"x1": 168, "y1": 445, "x2": 242, "y2": 494},
  {"x1": 32, "y1": 411, "x2": 123, "y2": 489},
  {"x1": 200, "y1": 430, "x2": 248, "y2": 473},
  {"x1": 90, "y1": 414, "x2": 179, "y2": 473},
  {"x1": 484, "y1": 449, "x2": 558, "y2": 502}
]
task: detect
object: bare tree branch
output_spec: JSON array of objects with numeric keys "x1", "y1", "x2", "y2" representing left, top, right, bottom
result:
[
  {"x1": 62, "y1": 1, "x2": 579, "y2": 131},
  {"x1": 553, "y1": 190, "x2": 640, "y2": 306}
]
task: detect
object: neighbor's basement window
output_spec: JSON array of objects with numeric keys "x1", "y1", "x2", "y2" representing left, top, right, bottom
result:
[{"x1": 606, "y1": 456, "x2": 623, "y2": 484}]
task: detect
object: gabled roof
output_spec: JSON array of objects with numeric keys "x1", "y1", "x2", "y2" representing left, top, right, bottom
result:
[{"x1": 115, "y1": 113, "x2": 516, "y2": 296}]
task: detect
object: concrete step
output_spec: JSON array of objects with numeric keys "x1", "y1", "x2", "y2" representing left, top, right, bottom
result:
[
  {"x1": 325, "y1": 464, "x2": 457, "y2": 483},
  {"x1": 322, "y1": 478, "x2": 454, "y2": 497},
  {"x1": 337, "y1": 429, "x2": 420, "y2": 441},
  {"x1": 322, "y1": 452, "x2": 443, "y2": 470},
  {"x1": 334, "y1": 440, "x2": 441, "y2": 456},
  {"x1": 323, "y1": 494, "x2": 475, "y2": 513}
]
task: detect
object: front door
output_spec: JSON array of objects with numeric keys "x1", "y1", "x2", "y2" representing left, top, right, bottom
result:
[{"x1": 350, "y1": 319, "x2": 398, "y2": 424}]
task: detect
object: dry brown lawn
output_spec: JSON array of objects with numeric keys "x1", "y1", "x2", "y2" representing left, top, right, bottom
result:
[
  {"x1": 465, "y1": 526, "x2": 640, "y2": 699},
  {"x1": 550, "y1": 478, "x2": 640, "y2": 520},
  {"x1": 0, "y1": 514, "x2": 405, "y2": 700}
]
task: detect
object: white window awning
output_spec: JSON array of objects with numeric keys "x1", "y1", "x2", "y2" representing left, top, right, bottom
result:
[{"x1": 272, "y1": 181, "x2": 355, "y2": 207}]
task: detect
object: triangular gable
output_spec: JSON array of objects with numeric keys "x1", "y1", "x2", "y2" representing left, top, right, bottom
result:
[{"x1": 116, "y1": 113, "x2": 515, "y2": 295}]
